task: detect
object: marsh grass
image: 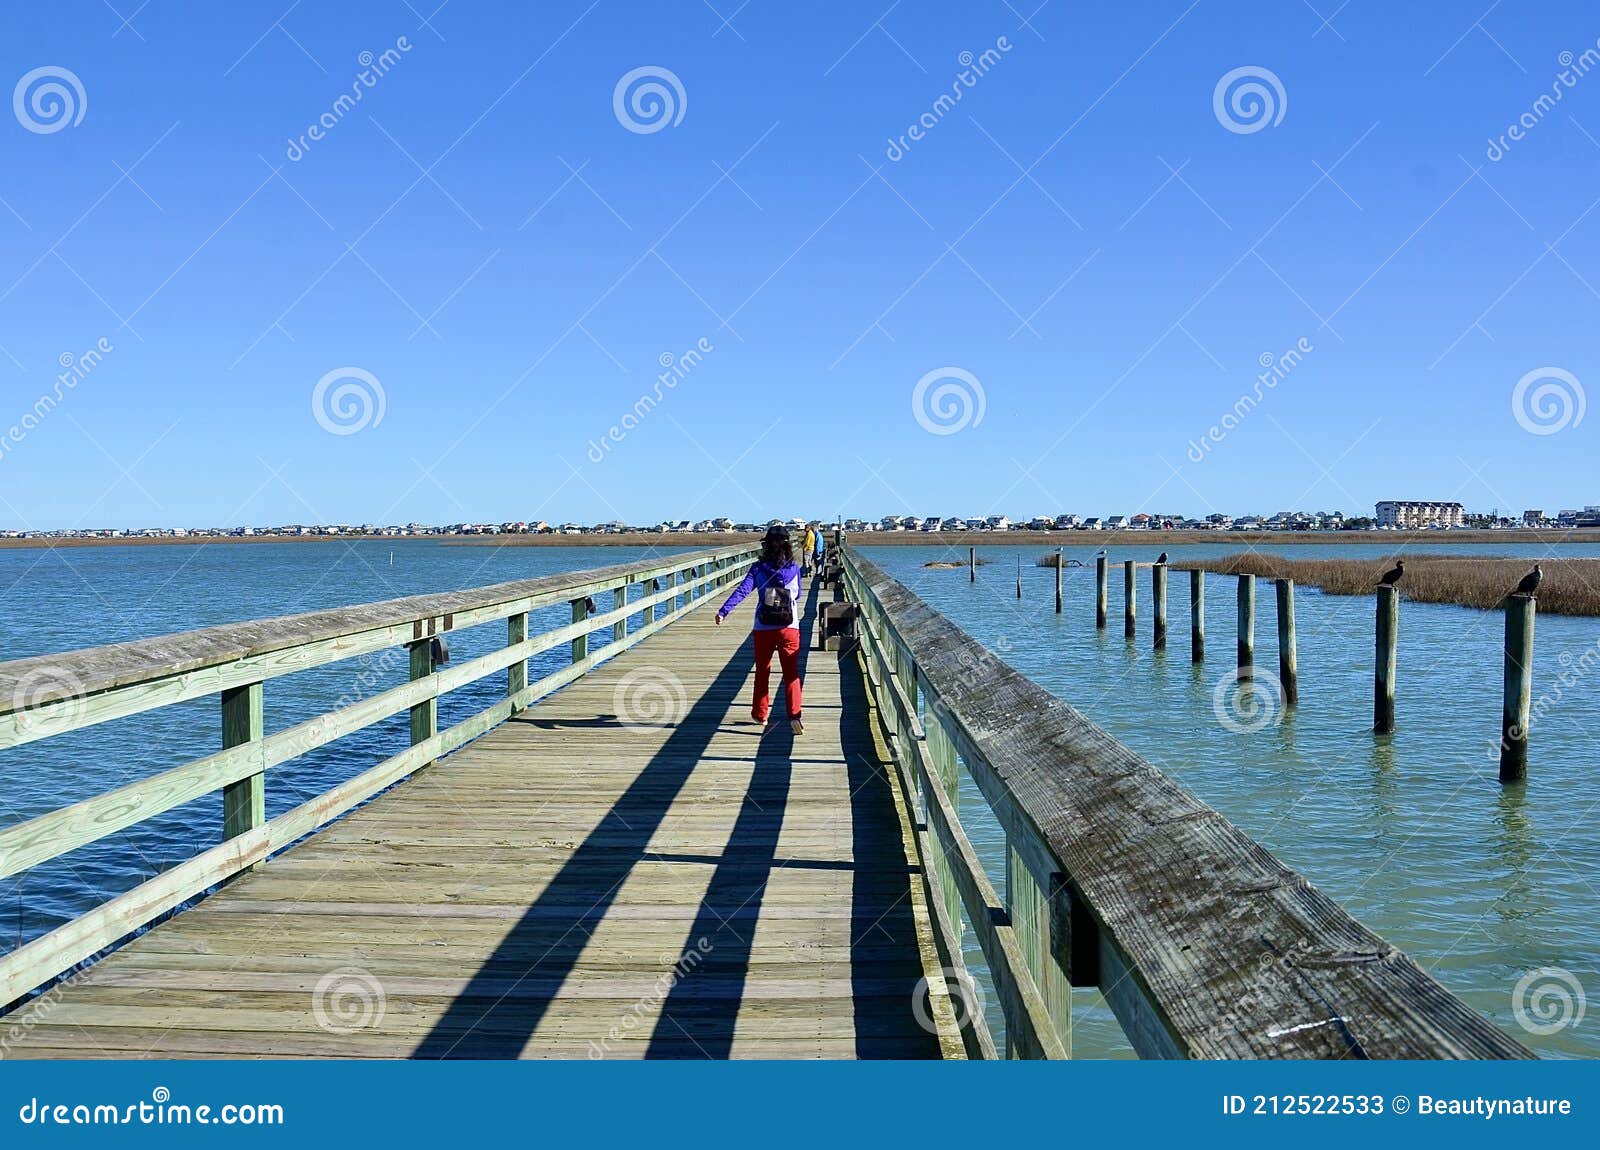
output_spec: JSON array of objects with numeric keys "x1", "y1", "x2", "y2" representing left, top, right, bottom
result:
[{"x1": 1174, "y1": 554, "x2": 1600, "y2": 616}]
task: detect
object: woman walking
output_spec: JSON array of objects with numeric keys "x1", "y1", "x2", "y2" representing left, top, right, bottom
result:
[{"x1": 715, "y1": 525, "x2": 805, "y2": 734}]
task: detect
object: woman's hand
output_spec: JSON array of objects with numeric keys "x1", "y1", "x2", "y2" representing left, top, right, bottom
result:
[{"x1": 713, "y1": 614, "x2": 723, "y2": 626}]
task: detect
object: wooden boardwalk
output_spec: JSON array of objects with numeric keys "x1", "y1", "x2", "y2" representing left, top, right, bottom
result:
[{"x1": 3, "y1": 578, "x2": 947, "y2": 1059}]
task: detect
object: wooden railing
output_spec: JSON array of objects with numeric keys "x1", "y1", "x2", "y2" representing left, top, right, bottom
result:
[
  {"x1": 839, "y1": 543, "x2": 1532, "y2": 1060},
  {"x1": 0, "y1": 544, "x2": 756, "y2": 1005}
]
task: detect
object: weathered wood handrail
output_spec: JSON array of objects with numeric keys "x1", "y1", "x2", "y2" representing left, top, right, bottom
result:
[
  {"x1": 0, "y1": 544, "x2": 755, "y2": 1005},
  {"x1": 840, "y1": 542, "x2": 1531, "y2": 1060}
]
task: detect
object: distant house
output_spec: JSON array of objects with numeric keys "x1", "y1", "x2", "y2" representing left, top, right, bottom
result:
[
  {"x1": 1082, "y1": 517, "x2": 1102, "y2": 531},
  {"x1": 1130, "y1": 513, "x2": 1152, "y2": 529},
  {"x1": 985, "y1": 515, "x2": 1011, "y2": 531},
  {"x1": 1054, "y1": 514, "x2": 1081, "y2": 529},
  {"x1": 1105, "y1": 515, "x2": 1129, "y2": 530}
]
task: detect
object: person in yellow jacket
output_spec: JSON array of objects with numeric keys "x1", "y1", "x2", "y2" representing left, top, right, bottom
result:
[{"x1": 801, "y1": 525, "x2": 816, "y2": 575}]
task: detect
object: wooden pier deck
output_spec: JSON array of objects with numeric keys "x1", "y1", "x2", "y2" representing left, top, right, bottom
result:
[{"x1": 1, "y1": 574, "x2": 946, "y2": 1059}]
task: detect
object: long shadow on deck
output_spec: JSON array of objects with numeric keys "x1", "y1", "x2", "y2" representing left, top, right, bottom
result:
[
  {"x1": 413, "y1": 580, "x2": 820, "y2": 1058},
  {"x1": 640, "y1": 579, "x2": 821, "y2": 1057}
]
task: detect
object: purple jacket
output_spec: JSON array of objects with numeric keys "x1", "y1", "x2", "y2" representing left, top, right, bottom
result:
[{"x1": 717, "y1": 560, "x2": 802, "y2": 631}]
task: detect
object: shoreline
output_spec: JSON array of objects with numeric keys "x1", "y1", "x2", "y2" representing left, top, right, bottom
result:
[{"x1": 4, "y1": 528, "x2": 1600, "y2": 551}]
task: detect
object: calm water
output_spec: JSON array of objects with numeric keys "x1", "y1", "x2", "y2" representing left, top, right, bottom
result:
[
  {"x1": 3, "y1": 539, "x2": 1597, "y2": 1059},
  {"x1": 862, "y1": 542, "x2": 1600, "y2": 1059}
]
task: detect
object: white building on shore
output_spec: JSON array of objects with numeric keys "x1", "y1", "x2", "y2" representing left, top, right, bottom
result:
[{"x1": 1375, "y1": 500, "x2": 1465, "y2": 529}]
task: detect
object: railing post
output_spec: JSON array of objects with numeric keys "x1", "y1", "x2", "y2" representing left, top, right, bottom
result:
[
  {"x1": 1374, "y1": 584, "x2": 1398, "y2": 734},
  {"x1": 1190, "y1": 569, "x2": 1205, "y2": 663},
  {"x1": 508, "y1": 611, "x2": 528, "y2": 714},
  {"x1": 220, "y1": 682, "x2": 264, "y2": 864},
  {"x1": 613, "y1": 582, "x2": 627, "y2": 644},
  {"x1": 1236, "y1": 573, "x2": 1255, "y2": 679},
  {"x1": 408, "y1": 638, "x2": 437, "y2": 766},
  {"x1": 1275, "y1": 578, "x2": 1298, "y2": 705},
  {"x1": 570, "y1": 596, "x2": 590, "y2": 663},
  {"x1": 921, "y1": 685, "x2": 962, "y2": 938},
  {"x1": 1500, "y1": 594, "x2": 1535, "y2": 783},
  {"x1": 1152, "y1": 564, "x2": 1167, "y2": 651},
  {"x1": 1123, "y1": 559, "x2": 1136, "y2": 639},
  {"x1": 1095, "y1": 554, "x2": 1107, "y2": 629},
  {"x1": 1006, "y1": 848, "x2": 1071, "y2": 1058},
  {"x1": 666, "y1": 570, "x2": 678, "y2": 617}
]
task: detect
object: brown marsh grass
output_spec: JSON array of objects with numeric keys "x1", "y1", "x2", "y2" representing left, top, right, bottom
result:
[{"x1": 1173, "y1": 554, "x2": 1600, "y2": 616}]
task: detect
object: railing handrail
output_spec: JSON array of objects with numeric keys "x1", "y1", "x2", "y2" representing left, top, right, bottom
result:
[
  {"x1": 0, "y1": 543, "x2": 755, "y2": 734},
  {"x1": 840, "y1": 542, "x2": 1532, "y2": 1060},
  {"x1": 1, "y1": 545, "x2": 756, "y2": 1007}
]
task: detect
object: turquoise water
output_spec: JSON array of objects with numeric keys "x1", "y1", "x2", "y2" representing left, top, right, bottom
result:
[
  {"x1": 3, "y1": 538, "x2": 1597, "y2": 1060},
  {"x1": 860, "y1": 541, "x2": 1600, "y2": 1059}
]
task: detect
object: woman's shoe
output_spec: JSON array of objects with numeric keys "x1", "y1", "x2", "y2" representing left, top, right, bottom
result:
[{"x1": 790, "y1": 717, "x2": 805, "y2": 736}]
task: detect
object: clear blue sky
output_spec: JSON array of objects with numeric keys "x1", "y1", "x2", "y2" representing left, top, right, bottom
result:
[{"x1": 2, "y1": 0, "x2": 1597, "y2": 529}]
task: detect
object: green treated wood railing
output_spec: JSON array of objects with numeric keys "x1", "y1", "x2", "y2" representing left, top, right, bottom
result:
[
  {"x1": 839, "y1": 542, "x2": 1532, "y2": 1060},
  {"x1": 0, "y1": 544, "x2": 755, "y2": 1006}
]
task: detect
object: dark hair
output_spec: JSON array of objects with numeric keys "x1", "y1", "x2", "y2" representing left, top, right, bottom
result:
[{"x1": 761, "y1": 525, "x2": 793, "y2": 567}]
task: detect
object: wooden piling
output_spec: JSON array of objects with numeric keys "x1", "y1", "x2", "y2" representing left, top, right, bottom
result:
[
  {"x1": 1053, "y1": 549, "x2": 1062, "y2": 614},
  {"x1": 1374, "y1": 584, "x2": 1398, "y2": 734},
  {"x1": 1236, "y1": 574, "x2": 1254, "y2": 678},
  {"x1": 1123, "y1": 560, "x2": 1137, "y2": 639},
  {"x1": 1500, "y1": 595, "x2": 1536, "y2": 783},
  {"x1": 1190, "y1": 569, "x2": 1205, "y2": 663},
  {"x1": 969, "y1": 546, "x2": 976, "y2": 583},
  {"x1": 1095, "y1": 555, "x2": 1107, "y2": 629},
  {"x1": 1018, "y1": 557, "x2": 1023, "y2": 600},
  {"x1": 1152, "y1": 564, "x2": 1167, "y2": 650},
  {"x1": 1275, "y1": 578, "x2": 1298, "y2": 705}
]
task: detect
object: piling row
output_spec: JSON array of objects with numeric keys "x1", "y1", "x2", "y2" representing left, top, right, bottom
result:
[{"x1": 966, "y1": 548, "x2": 1539, "y2": 783}]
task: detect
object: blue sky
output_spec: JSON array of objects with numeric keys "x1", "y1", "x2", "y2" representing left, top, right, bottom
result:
[{"x1": 1, "y1": 0, "x2": 1597, "y2": 528}]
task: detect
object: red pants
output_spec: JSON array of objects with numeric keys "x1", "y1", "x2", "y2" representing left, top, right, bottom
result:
[{"x1": 751, "y1": 627, "x2": 803, "y2": 720}]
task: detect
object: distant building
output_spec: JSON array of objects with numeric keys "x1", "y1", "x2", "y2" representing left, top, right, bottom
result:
[
  {"x1": 1523, "y1": 510, "x2": 1545, "y2": 527},
  {"x1": 1375, "y1": 500, "x2": 1465, "y2": 529}
]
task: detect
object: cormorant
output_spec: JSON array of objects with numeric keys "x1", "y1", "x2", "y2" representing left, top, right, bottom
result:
[
  {"x1": 1513, "y1": 564, "x2": 1543, "y2": 597},
  {"x1": 1156, "y1": 552, "x2": 1168, "y2": 565},
  {"x1": 1378, "y1": 560, "x2": 1404, "y2": 586}
]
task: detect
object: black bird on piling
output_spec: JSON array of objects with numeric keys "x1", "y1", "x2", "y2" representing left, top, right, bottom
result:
[
  {"x1": 1513, "y1": 564, "x2": 1543, "y2": 598},
  {"x1": 1378, "y1": 560, "x2": 1405, "y2": 586},
  {"x1": 1156, "y1": 551, "x2": 1168, "y2": 566}
]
